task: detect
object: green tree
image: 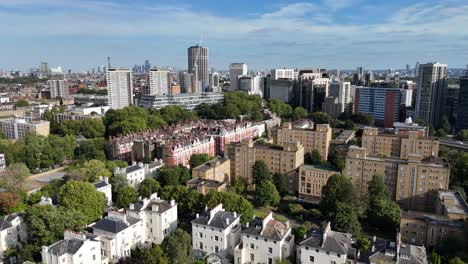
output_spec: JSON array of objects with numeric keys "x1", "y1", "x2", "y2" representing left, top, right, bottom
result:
[
  {"x1": 163, "y1": 228, "x2": 194, "y2": 263},
  {"x1": 306, "y1": 149, "x2": 322, "y2": 164},
  {"x1": 440, "y1": 115, "x2": 451, "y2": 134},
  {"x1": 0, "y1": 192, "x2": 19, "y2": 214},
  {"x1": 311, "y1": 112, "x2": 331, "y2": 124},
  {"x1": 1, "y1": 163, "x2": 30, "y2": 193},
  {"x1": 356, "y1": 236, "x2": 371, "y2": 252},
  {"x1": 15, "y1": 99, "x2": 29, "y2": 107},
  {"x1": 138, "y1": 177, "x2": 161, "y2": 198},
  {"x1": 457, "y1": 129, "x2": 468, "y2": 141},
  {"x1": 159, "y1": 165, "x2": 191, "y2": 186},
  {"x1": 75, "y1": 138, "x2": 107, "y2": 161},
  {"x1": 115, "y1": 186, "x2": 138, "y2": 209},
  {"x1": 134, "y1": 245, "x2": 169, "y2": 264},
  {"x1": 334, "y1": 202, "x2": 361, "y2": 234},
  {"x1": 273, "y1": 173, "x2": 289, "y2": 195},
  {"x1": 58, "y1": 180, "x2": 106, "y2": 223},
  {"x1": 319, "y1": 174, "x2": 355, "y2": 219},
  {"x1": 291, "y1": 107, "x2": 308, "y2": 120},
  {"x1": 67, "y1": 159, "x2": 112, "y2": 182},
  {"x1": 368, "y1": 199, "x2": 400, "y2": 228},
  {"x1": 256, "y1": 180, "x2": 281, "y2": 206},
  {"x1": 160, "y1": 185, "x2": 203, "y2": 216},
  {"x1": 252, "y1": 160, "x2": 271, "y2": 185},
  {"x1": 233, "y1": 177, "x2": 247, "y2": 194},
  {"x1": 368, "y1": 175, "x2": 390, "y2": 202},
  {"x1": 448, "y1": 257, "x2": 465, "y2": 264},
  {"x1": 189, "y1": 153, "x2": 214, "y2": 169},
  {"x1": 268, "y1": 99, "x2": 292, "y2": 118},
  {"x1": 205, "y1": 190, "x2": 254, "y2": 224}
]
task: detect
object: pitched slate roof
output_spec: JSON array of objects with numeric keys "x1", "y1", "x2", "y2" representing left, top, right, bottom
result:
[
  {"x1": 0, "y1": 214, "x2": 19, "y2": 231},
  {"x1": 48, "y1": 239, "x2": 84, "y2": 255},
  {"x1": 125, "y1": 165, "x2": 143, "y2": 173},
  {"x1": 92, "y1": 216, "x2": 140, "y2": 234},
  {"x1": 191, "y1": 211, "x2": 238, "y2": 229},
  {"x1": 93, "y1": 180, "x2": 109, "y2": 189},
  {"x1": 243, "y1": 217, "x2": 289, "y2": 241}
]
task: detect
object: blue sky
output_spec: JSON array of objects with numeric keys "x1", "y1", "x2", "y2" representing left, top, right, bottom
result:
[{"x1": 1, "y1": 0, "x2": 468, "y2": 71}]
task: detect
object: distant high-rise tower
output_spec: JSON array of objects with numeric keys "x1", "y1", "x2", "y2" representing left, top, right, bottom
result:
[
  {"x1": 148, "y1": 69, "x2": 170, "y2": 95},
  {"x1": 40, "y1": 62, "x2": 51, "y2": 76},
  {"x1": 229, "y1": 63, "x2": 248, "y2": 90},
  {"x1": 415, "y1": 62, "x2": 447, "y2": 127},
  {"x1": 144, "y1": 60, "x2": 151, "y2": 72},
  {"x1": 48, "y1": 80, "x2": 69, "y2": 99},
  {"x1": 106, "y1": 68, "x2": 133, "y2": 109},
  {"x1": 209, "y1": 72, "x2": 220, "y2": 92},
  {"x1": 188, "y1": 45, "x2": 209, "y2": 93},
  {"x1": 414, "y1": 62, "x2": 420, "y2": 75},
  {"x1": 457, "y1": 67, "x2": 468, "y2": 131},
  {"x1": 179, "y1": 71, "x2": 194, "y2": 93}
]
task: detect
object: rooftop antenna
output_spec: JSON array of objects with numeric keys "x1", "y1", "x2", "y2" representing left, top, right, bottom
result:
[{"x1": 107, "y1": 56, "x2": 111, "y2": 68}]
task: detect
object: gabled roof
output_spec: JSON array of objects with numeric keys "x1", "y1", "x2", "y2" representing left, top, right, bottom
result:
[
  {"x1": 191, "y1": 211, "x2": 238, "y2": 229},
  {"x1": 0, "y1": 214, "x2": 20, "y2": 231},
  {"x1": 92, "y1": 216, "x2": 140, "y2": 234},
  {"x1": 48, "y1": 239, "x2": 84, "y2": 256},
  {"x1": 93, "y1": 180, "x2": 110, "y2": 189},
  {"x1": 125, "y1": 164, "x2": 143, "y2": 173},
  {"x1": 298, "y1": 228, "x2": 355, "y2": 256},
  {"x1": 243, "y1": 217, "x2": 289, "y2": 241}
]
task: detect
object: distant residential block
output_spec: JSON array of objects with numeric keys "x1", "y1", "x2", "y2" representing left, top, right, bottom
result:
[{"x1": 0, "y1": 118, "x2": 50, "y2": 140}]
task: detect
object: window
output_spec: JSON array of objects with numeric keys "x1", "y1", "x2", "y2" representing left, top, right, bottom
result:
[
  {"x1": 215, "y1": 236, "x2": 219, "y2": 241},
  {"x1": 215, "y1": 246, "x2": 219, "y2": 253},
  {"x1": 268, "y1": 247, "x2": 272, "y2": 253},
  {"x1": 268, "y1": 258, "x2": 273, "y2": 264},
  {"x1": 250, "y1": 243, "x2": 255, "y2": 249},
  {"x1": 309, "y1": 256, "x2": 315, "y2": 262},
  {"x1": 93, "y1": 255, "x2": 96, "y2": 261},
  {"x1": 199, "y1": 232, "x2": 203, "y2": 238},
  {"x1": 250, "y1": 253, "x2": 255, "y2": 261},
  {"x1": 199, "y1": 242, "x2": 203, "y2": 250}
]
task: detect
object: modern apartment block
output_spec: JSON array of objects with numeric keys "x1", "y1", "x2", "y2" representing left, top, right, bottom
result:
[
  {"x1": 138, "y1": 92, "x2": 224, "y2": 111},
  {"x1": 298, "y1": 164, "x2": 340, "y2": 201},
  {"x1": 0, "y1": 118, "x2": 50, "y2": 140},
  {"x1": 274, "y1": 122, "x2": 332, "y2": 160},
  {"x1": 233, "y1": 212, "x2": 295, "y2": 264},
  {"x1": 345, "y1": 146, "x2": 449, "y2": 211},
  {"x1": 457, "y1": 74, "x2": 468, "y2": 131},
  {"x1": 400, "y1": 190, "x2": 467, "y2": 248},
  {"x1": 296, "y1": 222, "x2": 356, "y2": 264},
  {"x1": 415, "y1": 62, "x2": 447, "y2": 127},
  {"x1": 229, "y1": 63, "x2": 248, "y2": 90},
  {"x1": 361, "y1": 127, "x2": 439, "y2": 159},
  {"x1": 48, "y1": 79, "x2": 69, "y2": 99},
  {"x1": 354, "y1": 87, "x2": 403, "y2": 128},
  {"x1": 54, "y1": 106, "x2": 109, "y2": 123},
  {"x1": 238, "y1": 75, "x2": 263, "y2": 96},
  {"x1": 42, "y1": 231, "x2": 107, "y2": 264},
  {"x1": 192, "y1": 204, "x2": 242, "y2": 260},
  {"x1": 270, "y1": 69, "x2": 295, "y2": 80},
  {"x1": 148, "y1": 69, "x2": 171, "y2": 95},
  {"x1": 106, "y1": 68, "x2": 133, "y2": 109},
  {"x1": 225, "y1": 139, "x2": 304, "y2": 188}
]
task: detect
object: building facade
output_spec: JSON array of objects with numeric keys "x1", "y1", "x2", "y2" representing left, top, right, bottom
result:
[
  {"x1": 138, "y1": 93, "x2": 223, "y2": 111},
  {"x1": 225, "y1": 139, "x2": 304, "y2": 188},
  {"x1": 354, "y1": 87, "x2": 403, "y2": 128},
  {"x1": 345, "y1": 146, "x2": 450, "y2": 211},
  {"x1": 106, "y1": 68, "x2": 133, "y2": 109},
  {"x1": 229, "y1": 63, "x2": 248, "y2": 90},
  {"x1": 148, "y1": 69, "x2": 171, "y2": 95},
  {"x1": 48, "y1": 79, "x2": 69, "y2": 99},
  {"x1": 0, "y1": 214, "x2": 27, "y2": 256},
  {"x1": 188, "y1": 45, "x2": 209, "y2": 92},
  {"x1": 298, "y1": 164, "x2": 339, "y2": 201},
  {"x1": 457, "y1": 74, "x2": 468, "y2": 131},
  {"x1": 274, "y1": 122, "x2": 332, "y2": 160},
  {"x1": 234, "y1": 212, "x2": 294, "y2": 264},
  {"x1": 192, "y1": 204, "x2": 242, "y2": 259},
  {"x1": 192, "y1": 157, "x2": 231, "y2": 183},
  {"x1": 415, "y1": 63, "x2": 447, "y2": 127},
  {"x1": 361, "y1": 127, "x2": 439, "y2": 159},
  {"x1": 0, "y1": 118, "x2": 50, "y2": 140}
]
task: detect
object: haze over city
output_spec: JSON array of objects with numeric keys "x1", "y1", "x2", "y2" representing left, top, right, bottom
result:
[{"x1": 2, "y1": 0, "x2": 468, "y2": 71}]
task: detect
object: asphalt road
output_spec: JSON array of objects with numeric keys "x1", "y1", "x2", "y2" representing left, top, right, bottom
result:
[{"x1": 439, "y1": 139, "x2": 468, "y2": 151}]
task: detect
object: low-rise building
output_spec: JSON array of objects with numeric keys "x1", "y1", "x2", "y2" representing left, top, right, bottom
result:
[
  {"x1": 91, "y1": 211, "x2": 144, "y2": 261},
  {"x1": 298, "y1": 164, "x2": 340, "y2": 201},
  {"x1": 114, "y1": 163, "x2": 145, "y2": 188},
  {"x1": 93, "y1": 176, "x2": 112, "y2": 206},
  {"x1": 0, "y1": 214, "x2": 27, "y2": 256},
  {"x1": 274, "y1": 122, "x2": 332, "y2": 160},
  {"x1": 225, "y1": 139, "x2": 304, "y2": 188},
  {"x1": 54, "y1": 106, "x2": 109, "y2": 123},
  {"x1": 234, "y1": 212, "x2": 294, "y2": 264},
  {"x1": 192, "y1": 157, "x2": 230, "y2": 183},
  {"x1": 192, "y1": 204, "x2": 242, "y2": 260},
  {"x1": 0, "y1": 118, "x2": 50, "y2": 140},
  {"x1": 363, "y1": 233, "x2": 428, "y2": 264},
  {"x1": 296, "y1": 222, "x2": 356, "y2": 264},
  {"x1": 41, "y1": 230, "x2": 107, "y2": 264},
  {"x1": 0, "y1": 153, "x2": 5, "y2": 171},
  {"x1": 345, "y1": 146, "x2": 449, "y2": 212},
  {"x1": 139, "y1": 92, "x2": 224, "y2": 110},
  {"x1": 187, "y1": 178, "x2": 227, "y2": 195},
  {"x1": 126, "y1": 193, "x2": 178, "y2": 245}
]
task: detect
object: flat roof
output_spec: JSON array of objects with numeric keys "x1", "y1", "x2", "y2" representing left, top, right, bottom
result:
[{"x1": 438, "y1": 191, "x2": 468, "y2": 215}]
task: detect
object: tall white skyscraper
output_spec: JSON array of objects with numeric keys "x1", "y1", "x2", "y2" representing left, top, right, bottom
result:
[
  {"x1": 188, "y1": 45, "x2": 209, "y2": 93},
  {"x1": 229, "y1": 63, "x2": 248, "y2": 90},
  {"x1": 209, "y1": 72, "x2": 220, "y2": 92},
  {"x1": 106, "y1": 68, "x2": 133, "y2": 109},
  {"x1": 415, "y1": 62, "x2": 447, "y2": 126},
  {"x1": 48, "y1": 80, "x2": 69, "y2": 99},
  {"x1": 337, "y1": 81, "x2": 351, "y2": 112},
  {"x1": 270, "y1": 69, "x2": 295, "y2": 80},
  {"x1": 148, "y1": 69, "x2": 170, "y2": 95}
]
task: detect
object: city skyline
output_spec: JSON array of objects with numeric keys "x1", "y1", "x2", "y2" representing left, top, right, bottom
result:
[{"x1": 1, "y1": 0, "x2": 468, "y2": 71}]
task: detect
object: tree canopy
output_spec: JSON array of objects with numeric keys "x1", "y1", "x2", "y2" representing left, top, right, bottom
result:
[
  {"x1": 205, "y1": 190, "x2": 254, "y2": 224},
  {"x1": 189, "y1": 153, "x2": 214, "y2": 169},
  {"x1": 255, "y1": 180, "x2": 281, "y2": 207},
  {"x1": 252, "y1": 160, "x2": 271, "y2": 186}
]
